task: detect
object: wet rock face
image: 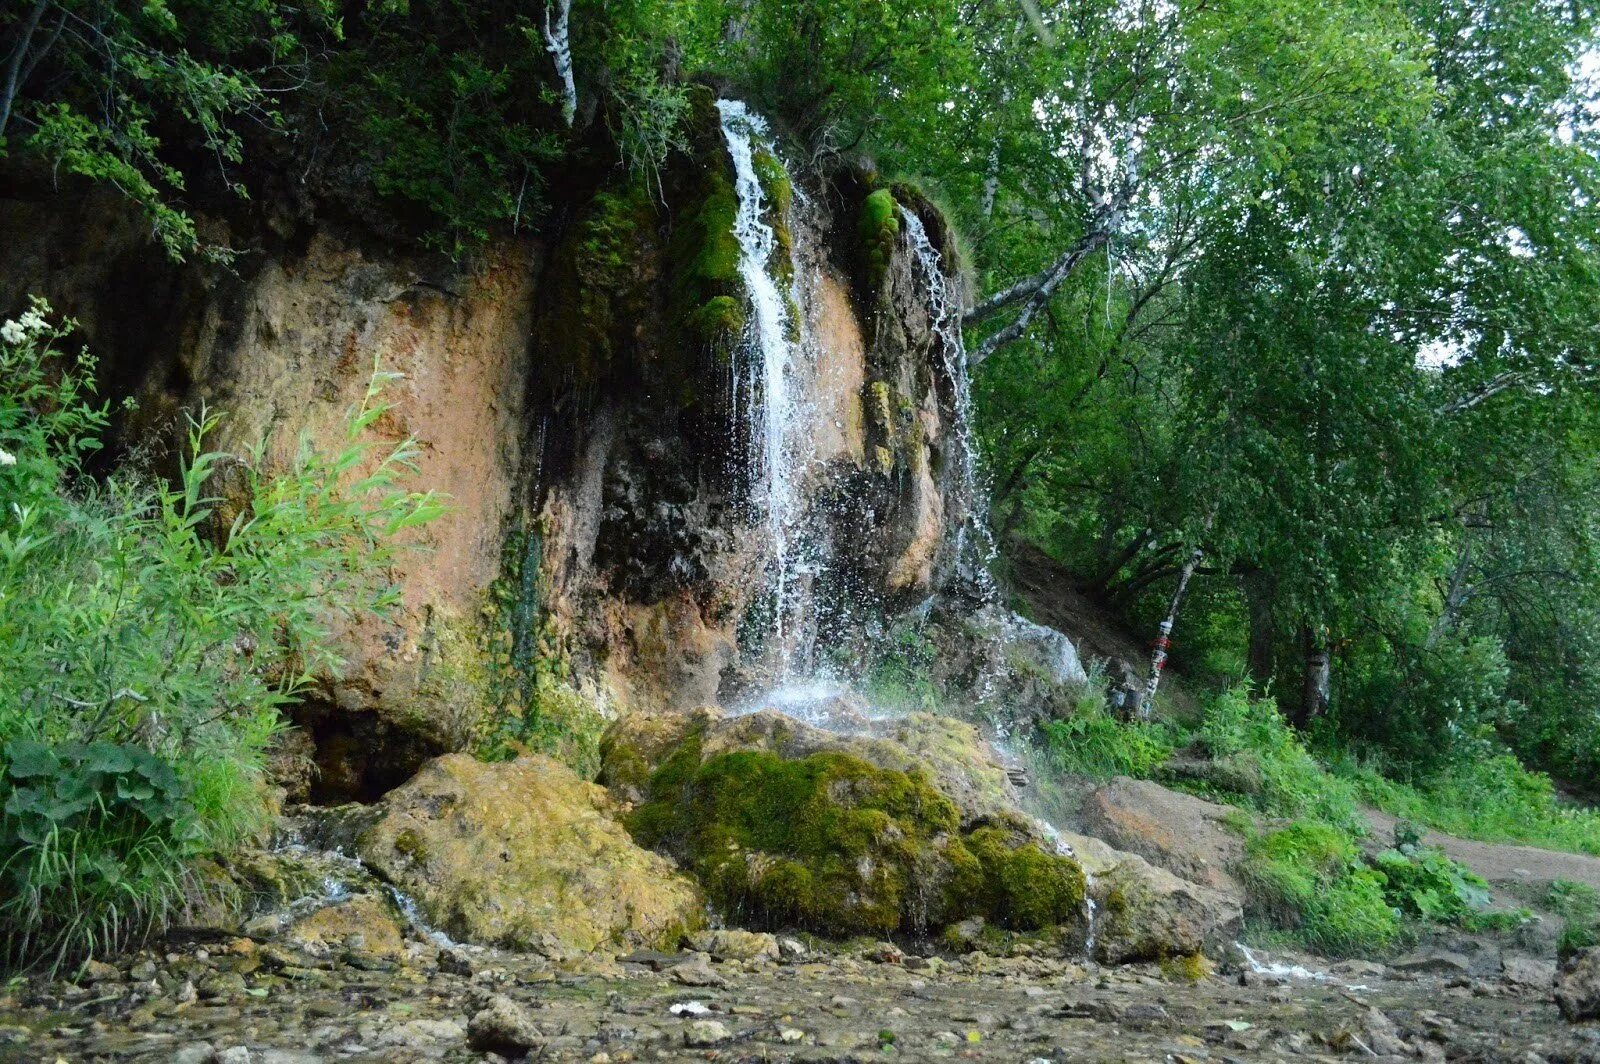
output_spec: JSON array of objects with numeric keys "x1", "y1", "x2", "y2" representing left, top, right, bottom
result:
[
  {"x1": 601, "y1": 707, "x2": 1086, "y2": 938},
  {"x1": 876, "y1": 601, "x2": 1091, "y2": 733},
  {"x1": 3, "y1": 129, "x2": 973, "y2": 749},
  {"x1": 1556, "y1": 946, "x2": 1600, "y2": 1021},
  {"x1": 335, "y1": 753, "x2": 705, "y2": 953},
  {"x1": 0, "y1": 192, "x2": 535, "y2": 766}
]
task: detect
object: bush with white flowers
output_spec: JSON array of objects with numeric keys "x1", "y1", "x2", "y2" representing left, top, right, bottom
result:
[{"x1": 0, "y1": 298, "x2": 443, "y2": 971}]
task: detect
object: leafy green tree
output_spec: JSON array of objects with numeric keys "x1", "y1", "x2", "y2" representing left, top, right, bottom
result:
[{"x1": 0, "y1": 0, "x2": 342, "y2": 259}]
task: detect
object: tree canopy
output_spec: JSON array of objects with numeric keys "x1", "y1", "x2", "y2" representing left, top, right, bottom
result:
[{"x1": 4, "y1": 0, "x2": 1598, "y2": 782}]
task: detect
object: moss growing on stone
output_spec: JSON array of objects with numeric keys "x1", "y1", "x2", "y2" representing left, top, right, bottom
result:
[
  {"x1": 753, "y1": 150, "x2": 794, "y2": 217},
  {"x1": 863, "y1": 380, "x2": 921, "y2": 475},
  {"x1": 679, "y1": 171, "x2": 742, "y2": 293},
  {"x1": 629, "y1": 748, "x2": 962, "y2": 935},
  {"x1": 479, "y1": 517, "x2": 606, "y2": 778},
  {"x1": 668, "y1": 166, "x2": 747, "y2": 367},
  {"x1": 1160, "y1": 952, "x2": 1215, "y2": 982},
  {"x1": 753, "y1": 148, "x2": 795, "y2": 283},
  {"x1": 683, "y1": 295, "x2": 748, "y2": 362},
  {"x1": 966, "y1": 827, "x2": 1087, "y2": 929},
  {"x1": 619, "y1": 733, "x2": 1086, "y2": 938},
  {"x1": 858, "y1": 188, "x2": 901, "y2": 291},
  {"x1": 543, "y1": 183, "x2": 659, "y2": 388}
]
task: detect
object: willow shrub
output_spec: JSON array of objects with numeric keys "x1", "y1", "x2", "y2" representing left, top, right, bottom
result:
[{"x1": 0, "y1": 299, "x2": 442, "y2": 971}]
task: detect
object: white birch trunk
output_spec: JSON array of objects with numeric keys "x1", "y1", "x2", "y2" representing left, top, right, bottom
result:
[{"x1": 541, "y1": 0, "x2": 576, "y2": 128}]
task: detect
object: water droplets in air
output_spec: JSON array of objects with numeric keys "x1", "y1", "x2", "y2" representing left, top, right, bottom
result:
[
  {"x1": 899, "y1": 207, "x2": 1001, "y2": 603},
  {"x1": 716, "y1": 99, "x2": 818, "y2": 678}
]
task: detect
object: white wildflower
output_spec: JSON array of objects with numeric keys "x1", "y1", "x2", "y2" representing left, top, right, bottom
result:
[
  {"x1": 0, "y1": 449, "x2": 15, "y2": 467},
  {"x1": 18, "y1": 308, "x2": 47, "y2": 335},
  {"x1": 0, "y1": 320, "x2": 24, "y2": 345}
]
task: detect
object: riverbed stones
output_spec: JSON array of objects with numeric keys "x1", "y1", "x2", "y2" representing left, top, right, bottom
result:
[
  {"x1": 466, "y1": 994, "x2": 543, "y2": 1054},
  {"x1": 684, "y1": 1018, "x2": 733, "y2": 1046},
  {"x1": 1502, "y1": 954, "x2": 1556, "y2": 990},
  {"x1": 686, "y1": 929, "x2": 780, "y2": 961},
  {"x1": 282, "y1": 895, "x2": 405, "y2": 961},
  {"x1": 345, "y1": 752, "x2": 703, "y2": 953}
]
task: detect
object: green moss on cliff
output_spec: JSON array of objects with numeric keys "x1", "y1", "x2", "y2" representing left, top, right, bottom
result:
[
  {"x1": 629, "y1": 748, "x2": 959, "y2": 935},
  {"x1": 668, "y1": 167, "x2": 745, "y2": 365},
  {"x1": 683, "y1": 295, "x2": 747, "y2": 361},
  {"x1": 859, "y1": 188, "x2": 901, "y2": 291},
  {"x1": 753, "y1": 148, "x2": 795, "y2": 283},
  {"x1": 543, "y1": 183, "x2": 659, "y2": 387},
  {"x1": 478, "y1": 518, "x2": 605, "y2": 777},
  {"x1": 863, "y1": 379, "x2": 921, "y2": 475}
]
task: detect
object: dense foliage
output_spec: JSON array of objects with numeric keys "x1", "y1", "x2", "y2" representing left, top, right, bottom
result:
[
  {"x1": 3, "y1": 0, "x2": 1597, "y2": 959},
  {"x1": 0, "y1": 303, "x2": 438, "y2": 969}
]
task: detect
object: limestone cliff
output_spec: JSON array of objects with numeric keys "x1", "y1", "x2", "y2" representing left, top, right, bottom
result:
[{"x1": 0, "y1": 93, "x2": 971, "y2": 796}]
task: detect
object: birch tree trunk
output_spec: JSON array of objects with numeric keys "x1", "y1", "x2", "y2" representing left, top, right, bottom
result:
[
  {"x1": 1295, "y1": 623, "x2": 1331, "y2": 729},
  {"x1": 541, "y1": 0, "x2": 577, "y2": 128}
]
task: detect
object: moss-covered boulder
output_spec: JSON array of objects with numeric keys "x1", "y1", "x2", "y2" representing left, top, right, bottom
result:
[
  {"x1": 351, "y1": 753, "x2": 704, "y2": 954},
  {"x1": 283, "y1": 894, "x2": 407, "y2": 961},
  {"x1": 601, "y1": 708, "x2": 1086, "y2": 938}
]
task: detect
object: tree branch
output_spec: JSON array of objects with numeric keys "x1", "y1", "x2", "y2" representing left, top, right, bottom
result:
[{"x1": 1, "y1": 0, "x2": 51, "y2": 140}]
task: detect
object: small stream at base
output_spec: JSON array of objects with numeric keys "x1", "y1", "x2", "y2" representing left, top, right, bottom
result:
[{"x1": 266, "y1": 832, "x2": 461, "y2": 950}]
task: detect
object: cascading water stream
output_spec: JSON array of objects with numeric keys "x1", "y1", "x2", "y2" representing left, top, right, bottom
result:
[
  {"x1": 714, "y1": 108, "x2": 1102, "y2": 955},
  {"x1": 901, "y1": 208, "x2": 1103, "y2": 947},
  {"x1": 715, "y1": 99, "x2": 817, "y2": 679},
  {"x1": 899, "y1": 207, "x2": 1000, "y2": 601}
]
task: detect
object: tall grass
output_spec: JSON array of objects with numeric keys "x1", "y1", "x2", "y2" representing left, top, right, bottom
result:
[
  {"x1": 1334, "y1": 754, "x2": 1600, "y2": 857},
  {"x1": 1039, "y1": 682, "x2": 1175, "y2": 778},
  {"x1": 0, "y1": 298, "x2": 440, "y2": 971}
]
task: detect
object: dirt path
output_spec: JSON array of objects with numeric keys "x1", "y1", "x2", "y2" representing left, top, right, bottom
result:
[{"x1": 1365, "y1": 806, "x2": 1600, "y2": 892}]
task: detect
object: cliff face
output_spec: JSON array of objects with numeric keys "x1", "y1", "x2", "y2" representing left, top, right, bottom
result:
[{"x1": 0, "y1": 94, "x2": 967, "y2": 797}]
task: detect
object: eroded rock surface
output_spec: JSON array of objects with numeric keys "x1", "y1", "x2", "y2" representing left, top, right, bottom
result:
[
  {"x1": 1077, "y1": 776, "x2": 1248, "y2": 897},
  {"x1": 330, "y1": 753, "x2": 704, "y2": 954},
  {"x1": 1556, "y1": 945, "x2": 1600, "y2": 1021}
]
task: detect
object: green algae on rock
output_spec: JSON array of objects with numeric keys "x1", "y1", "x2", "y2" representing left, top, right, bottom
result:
[
  {"x1": 603, "y1": 708, "x2": 1086, "y2": 938},
  {"x1": 352, "y1": 753, "x2": 704, "y2": 953},
  {"x1": 858, "y1": 188, "x2": 901, "y2": 292}
]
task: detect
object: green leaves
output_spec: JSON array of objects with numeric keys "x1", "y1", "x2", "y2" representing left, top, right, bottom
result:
[
  {"x1": 1372, "y1": 844, "x2": 1491, "y2": 922},
  {"x1": 0, "y1": 739, "x2": 196, "y2": 852},
  {"x1": 0, "y1": 301, "x2": 438, "y2": 969}
]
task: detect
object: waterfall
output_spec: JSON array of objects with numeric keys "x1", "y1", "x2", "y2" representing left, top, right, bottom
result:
[
  {"x1": 899, "y1": 207, "x2": 1000, "y2": 600},
  {"x1": 715, "y1": 99, "x2": 818, "y2": 678}
]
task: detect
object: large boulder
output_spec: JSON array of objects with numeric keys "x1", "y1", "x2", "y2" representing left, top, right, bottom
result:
[
  {"x1": 1077, "y1": 777, "x2": 1247, "y2": 897},
  {"x1": 341, "y1": 753, "x2": 704, "y2": 953},
  {"x1": 1556, "y1": 946, "x2": 1600, "y2": 1022},
  {"x1": 601, "y1": 708, "x2": 1086, "y2": 938},
  {"x1": 605, "y1": 705, "x2": 1022, "y2": 825},
  {"x1": 1056, "y1": 830, "x2": 1243, "y2": 963}
]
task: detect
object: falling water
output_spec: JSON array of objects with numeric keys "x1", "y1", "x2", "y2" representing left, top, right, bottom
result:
[
  {"x1": 715, "y1": 99, "x2": 817, "y2": 675},
  {"x1": 899, "y1": 207, "x2": 1000, "y2": 600}
]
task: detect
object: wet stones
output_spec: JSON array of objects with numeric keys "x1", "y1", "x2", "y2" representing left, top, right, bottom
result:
[
  {"x1": 466, "y1": 994, "x2": 544, "y2": 1055},
  {"x1": 604, "y1": 707, "x2": 1087, "y2": 938}
]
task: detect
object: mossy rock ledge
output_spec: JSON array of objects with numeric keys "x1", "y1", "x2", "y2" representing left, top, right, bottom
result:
[
  {"x1": 600, "y1": 707, "x2": 1087, "y2": 939},
  {"x1": 324, "y1": 753, "x2": 705, "y2": 954}
]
